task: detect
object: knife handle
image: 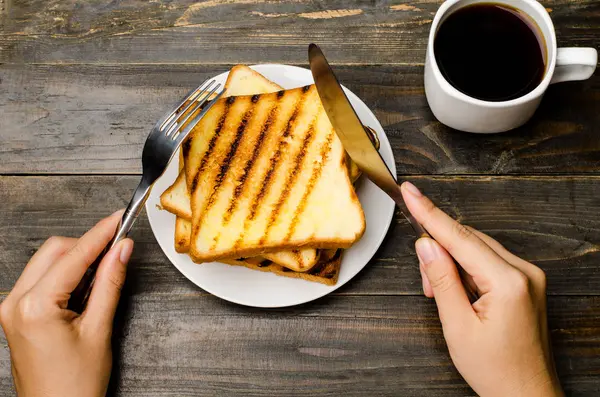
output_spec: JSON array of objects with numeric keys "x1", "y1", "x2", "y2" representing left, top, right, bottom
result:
[
  {"x1": 388, "y1": 183, "x2": 430, "y2": 238},
  {"x1": 388, "y1": 183, "x2": 479, "y2": 302}
]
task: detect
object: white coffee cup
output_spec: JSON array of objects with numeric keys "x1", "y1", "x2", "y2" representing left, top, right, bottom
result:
[{"x1": 424, "y1": 0, "x2": 597, "y2": 133}]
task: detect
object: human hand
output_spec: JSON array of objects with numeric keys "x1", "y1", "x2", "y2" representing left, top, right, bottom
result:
[
  {"x1": 400, "y1": 182, "x2": 563, "y2": 397},
  {"x1": 0, "y1": 211, "x2": 133, "y2": 397}
]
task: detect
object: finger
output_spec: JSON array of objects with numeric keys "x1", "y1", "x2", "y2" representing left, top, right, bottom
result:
[
  {"x1": 466, "y1": 226, "x2": 535, "y2": 272},
  {"x1": 401, "y1": 182, "x2": 510, "y2": 291},
  {"x1": 458, "y1": 267, "x2": 479, "y2": 298},
  {"x1": 11, "y1": 237, "x2": 78, "y2": 298},
  {"x1": 416, "y1": 237, "x2": 475, "y2": 327},
  {"x1": 36, "y1": 210, "x2": 124, "y2": 296},
  {"x1": 81, "y1": 239, "x2": 133, "y2": 335},
  {"x1": 465, "y1": 231, "x2": 550, "y2": 351},
  {"x1": 466, "y1": 227, "x2": 547, "y2": 291},
  {"x1": 419, "y1": 262, "x2": 434, "y2": 298}
]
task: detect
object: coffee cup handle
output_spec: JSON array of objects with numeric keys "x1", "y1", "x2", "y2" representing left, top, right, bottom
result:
[{"x1": 551, "y1": 48, "x2": 598, "y2": 84}]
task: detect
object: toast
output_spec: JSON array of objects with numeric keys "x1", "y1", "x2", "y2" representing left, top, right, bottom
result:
[
  {"x1": 162, "y1": 130, "x2": 378, "y2": 221},
  {"x1": 221, "y1": 249, "x2": 342, "y2": 286},
  {"x1": 161, "y1": 65, "x2": 284, "y2": 220},
  {"x1": 221, "y1": 65, "x2": 283, "y2": 97},
  {"x1": 162, "y1": 66, "x2": 320, "y2": 271},
  {"x1": 173, "y1": 153, "x2": 194, "y2": 253},
  {"x1": 162, "y1": 167, "x2": 192, "y2": 220},
  {"x1": 185, "y1": 85, "x2": 366, "y2": 263},
  {"x1": 175, "y1": 216, "x2": 193, "y2": 253}
]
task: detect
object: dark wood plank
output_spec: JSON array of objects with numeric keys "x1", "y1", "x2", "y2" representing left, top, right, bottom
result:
[
  {"x1": 1, "y1": 294, "x2": 599, "y2": 396},
  {"x1": 1, "y1": 175, "x2": 600, "y2": 296},
  {"x1": 1, "y1": 1, "x2": 599, "y2": 395},
  {"x1": 1, "y1": 64, "x2": 598, "y2": 174},
  {"x1": 1, "y1": 0, "x2": 598, "y2": 64}
]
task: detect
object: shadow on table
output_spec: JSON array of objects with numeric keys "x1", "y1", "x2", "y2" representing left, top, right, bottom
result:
[{"x1": 106, "y1": 277, "x2": 134, "y2": 397}]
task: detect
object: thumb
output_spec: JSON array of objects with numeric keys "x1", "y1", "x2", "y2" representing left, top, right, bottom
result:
[
  {"x1": 81, "y1": 239, "x2": 133, "y2": 334},
  {"x1": 416, "y1": 237, "x2": 475, "y2": 327}
]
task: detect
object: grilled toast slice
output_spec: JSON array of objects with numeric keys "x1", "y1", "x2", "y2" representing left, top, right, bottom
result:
[
  {"x1": 162, "y1": 66, "x2": 320, "y2": 271},
  {"x1": 161, "y1": 65, "x2": 284, "y2": 220},
  {"x1": 162, "y1": 168, "x2": 192, "y2": 220},
  {"x1": 185, "y1": 85, "x2": 365, "y2": 262},
  {"x1": 221, "y1": 65, "x2": 282, "y2": 96},
  {"x1": 174, "y1": 216, "x2": 193, "y2": 253},
  {"x1": 172, "y1": 152, "x2": 193, "y2": 253},
  {"x1": 221, "y1": 249, "x2": 342, "y2": 286},
  {"x1": 162, "y1": 125, "x2": 379, "y2": 220}
]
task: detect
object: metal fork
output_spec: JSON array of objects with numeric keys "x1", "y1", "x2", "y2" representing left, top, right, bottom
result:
[{"x1": 67, "y1": 79, "x2": 223, "y2": 313}]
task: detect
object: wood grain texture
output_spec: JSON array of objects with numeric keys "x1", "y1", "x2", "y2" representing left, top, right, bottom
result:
[
  {"x1": 1, "y1": 175, "x2": 599, "y2": 296},
  {"x1": 1, "y1": 294, "x2": 599, "y2": 396},
  {"x1": 0, "y1": 0, "x2": 598, "y2": 64},
  {"x1": 2, "y1": 0, "x2": 600, "y2": 395},
  {"x1": 1, "y1": 64, "x2": 598, "y2": 174}
]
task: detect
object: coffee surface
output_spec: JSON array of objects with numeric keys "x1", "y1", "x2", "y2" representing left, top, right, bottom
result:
[{"x1": 434, "y1": 3, "x2": 546, "y2": 102}]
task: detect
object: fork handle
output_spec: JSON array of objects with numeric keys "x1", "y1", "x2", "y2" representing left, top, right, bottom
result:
[{"x1": 67, "y1": 180, "x2": 151, "y2": 314}]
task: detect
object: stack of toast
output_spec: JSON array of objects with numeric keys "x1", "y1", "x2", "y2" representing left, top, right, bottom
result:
[{"x1": 160, "y1": 65, "x2": 378, "y2": 285}]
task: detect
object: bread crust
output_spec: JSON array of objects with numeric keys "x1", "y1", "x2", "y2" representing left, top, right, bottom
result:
[
  {"x1": 159, "y1": 66, "x2": 374, "y2": 283},
  {"x1": 220, "y1": 249, "x2": 342, "y2": 286},
  {"x1": 186, "y1": 86, "x2": 365, "y2": 263}
]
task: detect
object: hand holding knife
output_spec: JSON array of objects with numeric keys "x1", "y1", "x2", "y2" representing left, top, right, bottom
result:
[{"x1": 309, "y1": 44, "x2": 477, "y2": 301}]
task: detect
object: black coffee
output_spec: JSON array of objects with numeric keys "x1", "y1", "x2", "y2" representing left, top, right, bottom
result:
[{"x1": 434, "y1": 3, "x2": 546, "y2": 101}]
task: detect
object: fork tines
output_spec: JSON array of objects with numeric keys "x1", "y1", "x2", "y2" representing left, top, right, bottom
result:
[{"x1": 161, "y1": 79, "x2": 222, "y2": 140}]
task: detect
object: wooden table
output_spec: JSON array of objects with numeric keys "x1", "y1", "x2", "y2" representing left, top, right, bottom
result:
[{"x1": 1, "y1": 1, "x2": 599, "y2": 395}]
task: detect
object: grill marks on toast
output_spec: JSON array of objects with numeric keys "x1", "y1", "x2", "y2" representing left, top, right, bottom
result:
[
  {"x1": 209, "y1": 94, "x2": 283, "y2": 250},
  {"x1": 223, "y1": 97, "x2": 278, "y2": 225},
  {"x1": 222, "y1": 248, "x2": 342, "y2": 285},
  {"x1": 189, "y1": 99, "x2": 233, "y2": 193},
  {"x1": 199, "y1": 105, "x2": 255, "y2": 249},
  {"x1": 248, "y1": 99, "x2": 300, "y2": 222},
  {"x1": 188, "y1": 85, "x2": 364, "y2": 262},
  {"x1": 169, "y1": 70, "x2": 360, "y2": 271},
  {"x1": 260, "y1": 121, "x2": 316, "y2": 244},
  {"x1": 233, "y1": 90, "x2": 306, "y2": 249},
  {"x1": 190, "y1": 96, "x2": 248, "y2": 238},
  {"x1": 258, "y1": 93, "x2": 335, "y2": 245},
  {"x1": 182, "y1": 139, "x2": 192, "y2": 162},
  {"x1": 286, "y1": 130, "x2": 334, "y2": 241},
  {"x1": 191, "y1": 91, "x2": 297, "y2": 255}
]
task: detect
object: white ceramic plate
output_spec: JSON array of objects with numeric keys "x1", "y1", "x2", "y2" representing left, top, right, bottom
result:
[{"x1": 145, "y1": 64, "x2": 395, "y2": 308}]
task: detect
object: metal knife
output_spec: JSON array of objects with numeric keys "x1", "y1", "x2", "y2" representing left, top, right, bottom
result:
[{"x1": 308, "y1": 43, "x2": 429, "y2": 239}]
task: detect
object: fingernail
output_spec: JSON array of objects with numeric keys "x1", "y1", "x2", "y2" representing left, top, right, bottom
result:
[
  {"x1": 415, "y1": 238, "x2": 439, "y2": 266},
  {"x1": 402, "y1": 181, "x2": 422, "y2": 197},
  {"x1": 118, "y1": 240, "x2": 133, "y2": 264},
  {"x1": 112, "y1": 208, "x2": 125, "y2": 217}
]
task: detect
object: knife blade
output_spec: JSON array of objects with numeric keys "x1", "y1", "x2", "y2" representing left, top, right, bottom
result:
[
  {"x1": 308, "y1": 43, "x2": 429, "y2": 239},
  {"x1": 308, "y1": 44, "x2": 481, "y2": 302}
]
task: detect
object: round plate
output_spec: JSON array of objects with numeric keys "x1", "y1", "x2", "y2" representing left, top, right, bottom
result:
[{"x1": 145, "y1": 64, "x2": 395, "y2": 308}]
